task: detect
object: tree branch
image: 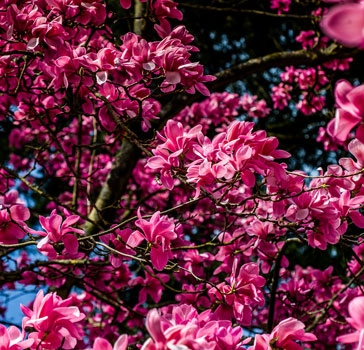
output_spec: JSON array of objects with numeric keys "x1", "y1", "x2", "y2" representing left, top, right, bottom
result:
[
  {"x1": 84, "y1": 138, "x2": 141, "y2": 236},
  {"x1": 158, "y1": 44, "x2": 357, "y2": 124},
  {"x1": 179, "y1": 3, "x2": 313, "y2": 20},
  {"x1": 211, "y1": 44, "x2": 357, "y2": 91}
]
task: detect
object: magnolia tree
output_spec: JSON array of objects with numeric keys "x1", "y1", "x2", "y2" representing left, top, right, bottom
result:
[{"x1": 2, "y1": 0, "x2": 364, "y2": 349}]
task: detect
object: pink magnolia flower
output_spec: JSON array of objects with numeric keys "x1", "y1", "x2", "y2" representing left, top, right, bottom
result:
[
  {"x1": 100, "y1": 227, "x2": 134, "y2": 267},
  {"x1": 296, "y1": 30, "x2": 319, "y2": 49},
  {"x1": 93, "y1": 48, "x2": 121, "y2": 85},
  {"x1": 27, "y1": 15, "x2": 67, "y2": 51},
  {"x1": 327, "y1": 80, "x2": 364, "y2": 143},
  {"x1": 296, "y1": 93, "x2": 325, "y2": 116},
  {"x1": 6, "y1": 3, "x2": 43, "y2": 35},
  {"x1": 76, "y1": 1, "x2": 107, "y2": 26},
  {"x1": 0, "y1": 325, "x2": 33, "y2": 350},
  {"x1": 240, "y1": 94, "x2": 270, "y2": 118},
  {"x1": 151, "y1": 0, "x2": 183, "y2": 22},
  {"x1": 321, "y1": 2, "x2": 364, "y2": 48},
  {"x1": 337, "y1": 296, "x2": 364, "y2": 349},
  {"x1": 270, "y1": 83, "x2": 292, "y2": 110},
  {"x1": 34, "y1": 209, "x2": 84, "y2": 258},
  {"x1": 130, "y1": 266, "x2": 169, "y2": 305},
  {"x1": 50, "y1": 45, "x2": 89, "y2": 89},
  {"x1": 270, "y1": 0, "x2": 291, "y2": 14},
  {"x1": 340, "y1": 138, "x2": 364, "y2": 174},
  {"x1": 147, "y1": 120, "x2": 202, "y2": 190},
  {"x1": 296, "y1": 67, "x2": 328, "y2": 91},
  {"x1": 286, "y1": 189, "x2": 342, "y2": 250},
  {"x1": 186, "y1": 157, "x2": 228, "y2": 198},
  {"x1": 310, "y1": 164, "x2": 355, "y2": 197},
  {"x1": 127, "y1": 209, "x2": 178, "y2": 270},
  {"x1": 0, "y1": 190, "x2": 30, "y2": 244},
  {"x1": 332, "y1": 189, "x2": 364, "y2": 232},
  {"x1": 21, "y1": 290, "x2": 85, "y2": 349},
  {"x1": 209, "y1": 260, "x2": 266, "y2": 325},
  {"x1": 142, "y1": 304, "x2": 244, "y2": 350},
  {"x1": 249, "y1": 317, "x2": 317, "y2": 350}
]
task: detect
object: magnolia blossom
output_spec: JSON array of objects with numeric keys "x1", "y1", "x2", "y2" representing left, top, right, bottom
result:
[
  {"x1": 0, "y1": 325, "x2": 33, "y2": 350},
  {"x1": 271, "y1": 83, "x2": 292, "y2": 110},
  {"x1": 326, "y1": 80, "x2": 364, "y2": 143},
  {"x1": 141, "y1": 304, "x2": 244, "y2": 350},
  {"x1": 34, "y1": 210, "x2": 84, "y2": 258},
  {"x1": 270, "y1": 0, "x2": 291, "y2": 14},
  {"x1": 21, "y1": 290, "x2": 85, "y2": 349},
  {"x1": 340, "y1": 138, "x2": 364, "y2": 174},
  {"x1": 240, "y1": 93, "x2": 270, "y2": 118},
  {"x1": 149, "y1": 119, "x2": 289, "y2": 198},
  {"x1": 130, "y1": 266, "x2": 170, "y2": 305},
  {"x1": 127, "y1": 209, "x2": 178, "y2": 270},
  {"x1": 147, "y1": 119, "x2": 202, "y2": 190},
  {"x1": 208, "y1": 260, "x2": 266, "y2": 325},
  {"x1": 249, "y1": 317, "x2": 317, "y2": 350},
  {"x1": 100, "y1": 227, "x2": 134, "y2": 267},
  {"x1": 0, "y1": 190, "x2": 30, "y2": 244}
]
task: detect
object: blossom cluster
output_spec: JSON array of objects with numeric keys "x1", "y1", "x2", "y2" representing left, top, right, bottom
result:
[
  {"x1": 148, "y1": 119, "x2": 290, "y2": 197},
  {"x1": 0, "y1": 290, "x2": 85, "y2": 349},
  {"x1": 2, "y1": 0, "x2": 364, "y2": 350}
]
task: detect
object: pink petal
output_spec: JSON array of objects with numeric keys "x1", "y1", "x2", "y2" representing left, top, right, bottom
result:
[
  {"x1": 348, "y1": 138, "x2": 364, "y2": 165},
  {"x1": 150, "y1": 246, "x2": 169, "y2": 271},
  {"x1": 119, "y1": 0, "x2": 131, "y2": 9},
  {"x1": 327, "y1": 109, "x2": 361, "y2": 142},
  {"x1": 55, "y1": 56, "x2": 72, "y2": 68},
  {"x1": 350, "y1": 211, "x2": 364, "y2": 228},
  {"x1": 348, "y1": 296, "x2": 364, "y2": 330},
  {"x1": 147, "y1": 156, "x2": 168, "y2": 169},
  {"x1": 126, "y1": 230, "x2": 144, "y2": 247},
  {"x1": 27, "y1": 37, "x2": 39, "y2": 50},
  {"x1": 63, "y1": 215, "x2": 80, "y2": 228},
  {"x1": 335, "y1": 80, "x2": 354, "y2": 109},
  {"x1": 145, "y1": 309, "x2": 166, "y2": 344},
  {"x1": 96, "y1": 71, "x2": 108, "y2": 85},
  {"x1": 93, "y1": 337, "x2": 113, "y2": 350},
  {"x1": 160, "y1": 172, "x2": 175, "y2": 190},
  {"x1": 321, "y1": 3, "x2": 364, "y2": 47},
  {"x1": 10, "y1": 204, "x2": 30, "y2": 221},
  {"x1": 165, "y1": 71, "x2": 181, "y2": 84},
  {"x1": 356, "y1": 124, "x2": 364, "y2": 144},
  {"x1": 347, "y1": 84, "x2": 364, "y2": 116},
  {"x1": 114, "y1": 334, "x2": 128, "y2": 350},
  {"x1": 63, "y1": 234, "x2": 79, "y2": 255},
  {"x1": 337, "y1": 331, "x2": 360, "y2": 344},
  {"x1": 195, "y1": 82, "x2": 211, "y2": 96}
]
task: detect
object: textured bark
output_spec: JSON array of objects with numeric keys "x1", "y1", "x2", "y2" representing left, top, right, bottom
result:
[
  {"x1": 83, "y1": 0, "x2": 147, "y2": 236},
  {"x1": 133, "y1": 0, "x2": 147, "y2": 36},
  {"x1": 84, "y1": 139, "x2": 141, "y2": 236}
]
